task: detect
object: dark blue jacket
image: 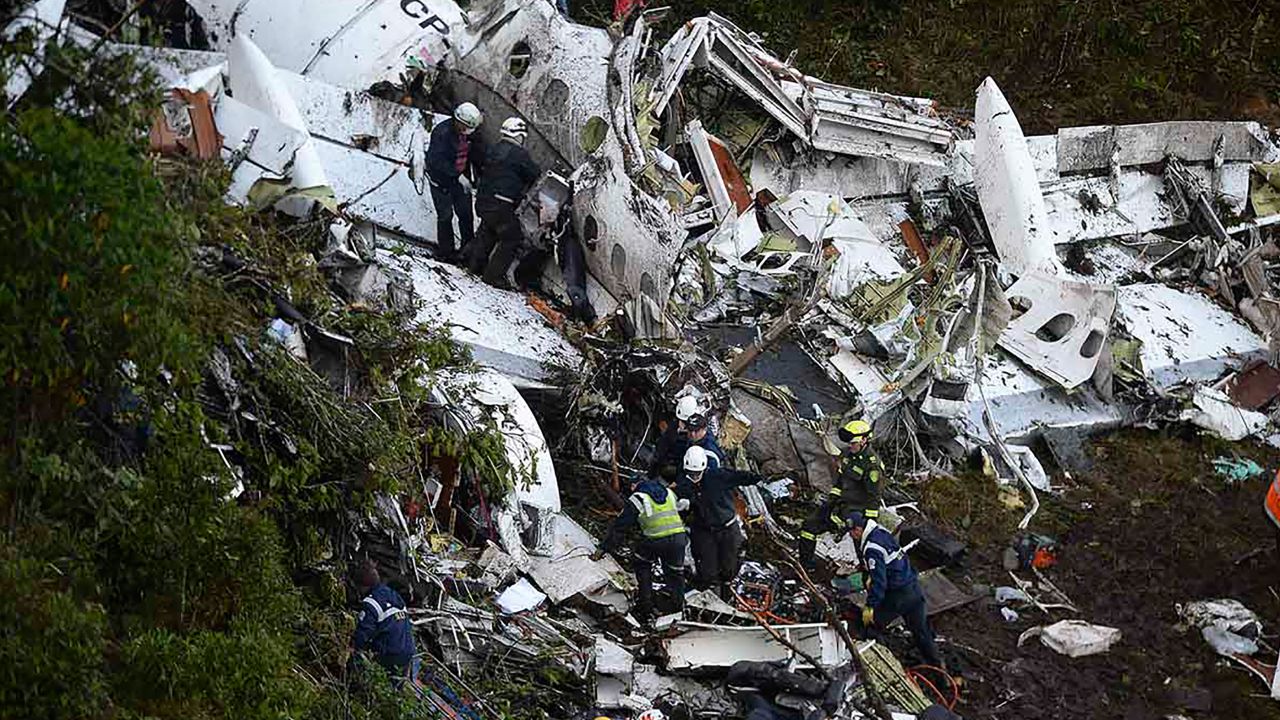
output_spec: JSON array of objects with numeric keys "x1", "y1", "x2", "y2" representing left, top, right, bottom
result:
[
  {"x1": 858, "y1": 522, "x2": 918, "y2": 609},
  {"x1": 601, "y1": 479, "x2": 673, "y2": 552},
  {"x1": 476, "y1": 140, "x2": 541, "y2": 202},
  {"x1": 426, "y1": 118, "x2": 483, "y2": 187},
  {"x1": 651, "y1": 424, "x2": 724, "y2": 477},
  {"x1": 353, "y1": 583, "x2": 415, "y2": 671},
  {"x1": 676, "y1": 466, "x2": 760, "y2": 530}
]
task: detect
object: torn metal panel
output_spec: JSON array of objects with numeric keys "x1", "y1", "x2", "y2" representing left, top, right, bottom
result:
[
  {"x1": 687, "y1": 120, "x2": 752, "y2": 221},
  {"x1": 282, "y1": 72, "x2": 435, "y2": 166},
  {"x1": 214, "y1": 96, "x2": 307, "y2": 203},
  {"x1": 525, "y1": 513, "x2": 627, "y2": 605},
  {"x1": 441, "y1": 368, "x2": 560, "y2": 511},
  {"x1": 571, "y1": 150, "x2": 683, "y2": 306},
  {"x1": 974, "y1": 77, "x2": 1063, "y2": 277},
  {"x1": 1057, "y1": 122, "x2": 1278, "y2": 174},
  {"x1": 595, "y1": 637, "x2": 635, "y2": 676},
  {"x1": 226, "y1": 34, "x2": 329, "y2": 197},
  {"x1": 1223, "y1": 360, "x2": 1280, "y2": 410},
  {"x1": 105, "y1": 43, "x2": 226, "y2": 92},
  {"x1": 1115, "y1": 284, "x2": 1268, "y2": 390},
  {"x1": 663, "y1": 622, "x2": 851, "y2": 672},
  {"x1": 963, "y1": 351, "x2": 1125, "y2": 440},
  {"x1": 189, "y1": 0, "x2": 464, "y2": 89},
  {"x1": 383, "y1": 249, "x2": 584, "y2": 387},
  {"x1": 631, "y1": 664, "x2": 737, "y2": 714},
  {"x1": 997, "y1": 272, "x2": 1117, "y2": 390},
  {"x1": 649, "y1": 16, "x2": 711, "y2": 116},
  {"x1": 448, "y1": 0, "x2": 613, "y2": 171},
  {"x1": 3, "y1": 0, "x2": 66, "y2": 108},
  {"x1": 1181, "y1": 386, "x2": 1270, "y2": 441},
  {"x1": 750, "y1": 145, "x2": 950, "y2": 199},
  {"x1": 807, "y1": 78, "x2": 954, "y2": 167}
]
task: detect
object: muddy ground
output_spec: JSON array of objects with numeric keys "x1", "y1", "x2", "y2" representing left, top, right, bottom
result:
[{"x1": 922, "y1": 429, "x2": 1280, "y2": 720}]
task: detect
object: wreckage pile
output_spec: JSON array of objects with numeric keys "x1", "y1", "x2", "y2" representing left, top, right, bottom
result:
[{"x1": 7, "y1": 0, "x2": 1280, "y2": 718}]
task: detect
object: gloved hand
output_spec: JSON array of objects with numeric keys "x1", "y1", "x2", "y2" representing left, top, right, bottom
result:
[
  {"x1": 457, "y1": 175, "x2": 473, "y2": 194},
  {"x1": 590, "y1": 549, "x2": 605, "y2": 562},
  {"x1": 861, "y1": 606, "x2": 875, "y2": 627}
]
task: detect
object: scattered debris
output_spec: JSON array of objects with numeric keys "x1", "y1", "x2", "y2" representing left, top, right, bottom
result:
[{"x1": 1018, "y1": 620, "x2": 1122, "y2": 658}]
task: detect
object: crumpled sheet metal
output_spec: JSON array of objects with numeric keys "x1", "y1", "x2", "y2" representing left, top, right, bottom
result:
[
  {"x1": 572, "y1": 149, "x2": 684, "y2": 308},
  {"x1": 962, "y1": 351, "x2": 1125, "y2": 441},
  {"x1": 732, "y1": 389, "x2": 835, "y2": 491},
  {"x1": 188, "y1": 0, "x2": 465, "y2": 89},
  {"x1": 448, "y1": 0, "x2": 613, "y2": 171},
  {"x1": 384, "y1": 249, "x2": 583, "y2": 387},
  {"x1": 663, "y1": 622, "x2": 851, "y2": 672},
  {"x1": 997, "y1": 272, "x2": 1117, "y2": 390},
  {"x1": 1115, "y1": 284, "x2": 1268, "y2": 391}
]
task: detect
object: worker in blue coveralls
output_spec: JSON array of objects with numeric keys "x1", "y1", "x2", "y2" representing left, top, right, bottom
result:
[
  {"x1": 593, "y1": 473, "x2": 688, "y2": 623},
  {"x1": 426, "y1": 103, "x2": 484, "y2": 263},
  {"x1": 846, "y1": 512, "x2": 943, "y2": 669},
  {"x1": 676, "y1": 445, "x2": 762, "y2": 599},
  {"x1": 650, "y1": 394, "x2": 725, "y2": 479},
  {"x1": 351, "y1": 561, "x2": 417, "y2": 684}
]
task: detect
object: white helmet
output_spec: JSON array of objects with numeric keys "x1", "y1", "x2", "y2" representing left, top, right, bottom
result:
[
  {"x1": 674, "y1": 395, "x2": 700, "y2": 422},
  {"x1": 500, "y1": 116, "x2": 528, "y2": 144},
  {"x1": 454, "y1": 102, "x2": 482, "y2": 131},
  {"x1": 683, "y1": 446, "x2": 708, "y2": 474},
  {"x1": 638, "y1": 711, "x2": 666, "y2": 720}
]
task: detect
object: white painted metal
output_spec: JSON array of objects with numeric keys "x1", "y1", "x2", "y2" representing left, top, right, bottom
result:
[
  {"x1": 1115, "y1": 284, "x2": 1269, "y2": 390},
  {"x1": 663, "y1": 622, "x2": 851, "y2": 671},
  {"x1": 3, "y1": 0, "x2": 66, "y2": 108},
  {"x1": 973, "y1": 77, "x2": 1064, "y2": 277},
  {"x1": 997, "y1": 272, "x2": 1117, "y2": 390}
]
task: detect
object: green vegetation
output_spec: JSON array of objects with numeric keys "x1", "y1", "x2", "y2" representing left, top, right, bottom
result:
[
  {"x1": 0, "y1": 38, "x2": 507, "y2": 720},
  {"x1": 583, "y1": 0, "x2": 1280, "y2": 133}
]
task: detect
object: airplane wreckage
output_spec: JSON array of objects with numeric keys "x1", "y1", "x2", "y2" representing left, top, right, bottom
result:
[{"x1": 9, "y1": 0, "x2": 1280, "y2": 717}]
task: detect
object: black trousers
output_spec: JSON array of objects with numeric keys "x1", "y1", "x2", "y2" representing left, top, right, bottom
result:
[
  {"x1": 469, "y1": 196, "x2": 524, "y2": 287},
  {"x1": 633, "y1": 533, "x2": 688, "y2": 618},
  {"x1": 690, "y1": 522, "x2": 742, "y2": 593},
  {"x1": 798, "y1": 499, "x2": 844, "y2": 568},
  {"x1": 429, "y1": 180, "x2": 474, "y2": 261},
  {"x1": 860, "y1": 582, "x2": 942, "y2": 668}
]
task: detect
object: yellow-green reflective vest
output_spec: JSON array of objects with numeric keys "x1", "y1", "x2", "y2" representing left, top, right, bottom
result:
[{"x1": 634, "y1": 491, "x2": 686, "y2": 539}]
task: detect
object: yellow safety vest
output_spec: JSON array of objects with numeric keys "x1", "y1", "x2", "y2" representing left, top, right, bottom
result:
[{"x1": 634, "y1": 491, "x2": 686, "y2": 539}]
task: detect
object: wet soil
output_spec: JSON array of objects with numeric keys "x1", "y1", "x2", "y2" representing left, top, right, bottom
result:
[{"x1": 925, "y1": 429, "x2": 1280, "y2": 720}]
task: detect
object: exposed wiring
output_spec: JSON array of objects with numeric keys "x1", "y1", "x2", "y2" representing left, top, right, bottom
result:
[{"x1": 907, "y1": 664, "x2": 961, "y2": 711}]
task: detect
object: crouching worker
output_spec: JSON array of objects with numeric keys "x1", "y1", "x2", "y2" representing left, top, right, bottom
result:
[
  {"x1": 846, "y1": 513, "x2": 943, "y2": 669},
  {"x1": 593, "y1": 473, "x2": 688, "y2": 622},
  {"x1": 351, "y1": 561, "x2": 417, "y2": 685},
  {"x1": 469, "y1": 117, "x2": 542, "y2": 289}
]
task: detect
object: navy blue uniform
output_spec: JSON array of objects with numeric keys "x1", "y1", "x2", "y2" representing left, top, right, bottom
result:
[
  {"x1": 857, "y1": 522, "x2": 942, "y2": 668},
  {"x1": 468, "y1": 140, "x2": 542, "y2": 287},
  {"x1": 651, "y1": 424, "x2": 724, "y2": 478},
  {"x1": 426, "y1": 119, "x2": 483, "y2": 261},
  {"x1": 353, "y1": 583, "x2": 416, "y2": 676},
  {"x1": 676, "y1": 466, "x2": 759, "y2": 592}
]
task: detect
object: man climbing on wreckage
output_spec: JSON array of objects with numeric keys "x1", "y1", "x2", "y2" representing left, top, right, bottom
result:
[
  {"x1": 468, "y1": 117, "x2": 542, "y2": 289},
  {"x1": 593, "y1": 472, "x2": 688, "y2": 623},
  {"x1": 350, "y1": 561, "x2": 418, "y2": 685},
  {"x1": 845, "y1": 512, "x2": 944, "y2": 670},
  {"x1": 676, "y1": 445, "x2": 762, "y2": 600},
  {"x1": 798, "y1": 418, "x2": 885, "y2": 571},
  {"x1": 427, "y1": 103, "x2": 484, "y2": 264},
  {"x1": 650, "y1": 394, "x2": 726, "y2": 480}
]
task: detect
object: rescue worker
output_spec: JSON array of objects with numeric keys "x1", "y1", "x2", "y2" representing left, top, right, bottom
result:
[
  {"x1": 651, "y1": 394, "x2": 725, "y2": 479},
  {"x1": 676, "y1": 445, "x2": 762, "y2": 598},
  {"x1": 798, "y1": 418, "x2": 885, "y2": 571},
  {"x1": 846, "y1": 512, "x2": 943, "y2": 669},
  {"x1": 351, "y1": 562, "x2": 417, "y2": 683},
  {"x1": 593, "y1": 473, "x2": 688, "y2": 622},
  {"x1": 468, "y1": 117, "x2": 542, "y2": 289},
  {"x1": 426, "y1": 103, "x2": 484, "y2": 263}
]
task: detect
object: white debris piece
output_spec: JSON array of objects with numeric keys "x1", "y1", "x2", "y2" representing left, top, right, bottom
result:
[
  {"x1": 226, "y1": 34, "x2": 329, "y2": 212},
  {"x1": 1018, "y1": 620, "x2": 1121, "y2": 658},
  {"x1": 962, "y1": 351, "x2": 1124, "y2": 441},
  {"x1": 1115, "y1": 284, "x2": 1268, "y2": 390},
  {"x1": 526, "y1": 513, "x2": 626, "y2": 605},
  {"x1": 974, "y1": 77, "x2": 1064, "y2": 278},
  {"x1": 387, "y1": 249, "x2": 584, "y2": 387},
  {"x1": 595, "y1": 637, "x2": 635, "y2": 676},
  {"x1": 1181, "y1": 386, "x2": 1270, "y2": 441},
  {"x1": 663, "y1": 622, "x2": 851, "y2": 671},
  {"x1": 457, "y1": 368, "x2": 561, "y2": 511},
  {"x1": 1179, "y1": 599, "x2": 1264, "y2": 638},
  {"x1": 189, "y1": 0, "x2": 464, "y2": 89},
  {"x1": 495, "y1": 577, "x2": 546, "y2": 614},
  {"x1": 997, "y1": 272, "x2": 1116, "y2": 390}
]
